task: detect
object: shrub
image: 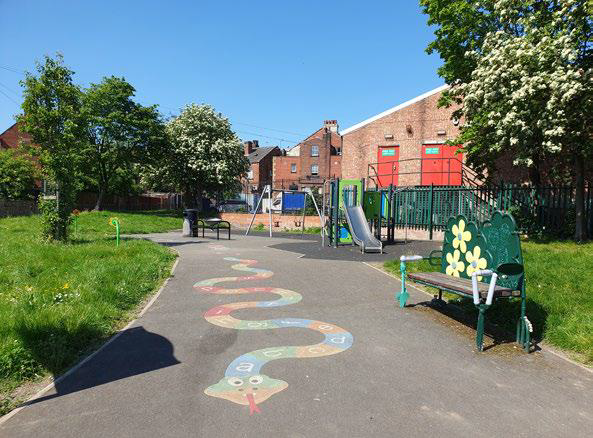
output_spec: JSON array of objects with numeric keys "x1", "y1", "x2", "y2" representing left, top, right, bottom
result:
[{"x1": 0, "y1": 149, "x2": 37, "y2": 200}]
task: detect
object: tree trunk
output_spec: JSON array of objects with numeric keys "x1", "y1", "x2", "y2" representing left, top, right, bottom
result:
[
  {"x1": 183, "y1": 187, "x2": 197, "y2": 209},
  {"x1": 94, "y1": 188, "x2": 106, "y2": 211},
  {"x1": 195, "y1": 190, "x2": 203, "y2": 212},
  {"x1": 528, "y1": 157, "x2": 542, "y2": 188},
  {"x1": 574, "y1": 153, "x2": 587, "y2": 242}
]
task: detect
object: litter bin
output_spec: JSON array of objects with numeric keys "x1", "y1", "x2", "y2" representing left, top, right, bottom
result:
[{"x1": 182, "y1": 209, "x2": 199, "y2": 237}]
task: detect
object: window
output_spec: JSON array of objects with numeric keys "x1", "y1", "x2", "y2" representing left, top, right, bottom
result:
[
  {"x1": 311, "y1": 145, "x2": 319, "y2": 157},
  {"x1": 290, "y1": 163, "x2": 297, "y2": 173},
  {"x1": 247, "y1": 170, "x2": 253, "y2": 179},
  {"x1": 311, "y1": 164, "x2": 319, "y2": 175}
]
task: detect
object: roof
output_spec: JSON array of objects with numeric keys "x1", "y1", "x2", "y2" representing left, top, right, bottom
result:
[
  {"x1": 284, "y1": 126, "x2": 342, "y2": 156},
  {"x1": 340, "y1": 85, "x2": 449, "y2": 135},
  {"x1": 248, "y1": 146, "x2": 279, "y2": 163}
]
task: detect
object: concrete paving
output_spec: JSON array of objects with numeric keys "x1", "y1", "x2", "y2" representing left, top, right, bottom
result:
[{"x1": 1, "y1": 233, "x2": 592, "y2": 437}]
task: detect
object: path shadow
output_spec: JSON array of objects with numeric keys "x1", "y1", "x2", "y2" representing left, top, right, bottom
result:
[
  {"x1": 129, "y1": 236, "x2": 209, "y2": 248},
  {"x1": 267, "y1": 239, "x2": 440, "y2": 262},
  {"x1": 408, "y1": 295, "x2": 547, "y2": 352},
  {"x1": 20, "y1": 326, "x2": 180, "y2": 407}
]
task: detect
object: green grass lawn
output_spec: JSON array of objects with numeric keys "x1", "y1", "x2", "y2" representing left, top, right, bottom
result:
[
  {"x1": 385, "y1": 239, "x2": 593, "y2": 365},
  {"x1": 0, "y1": 211, "x2": 181, "y2": 414}
]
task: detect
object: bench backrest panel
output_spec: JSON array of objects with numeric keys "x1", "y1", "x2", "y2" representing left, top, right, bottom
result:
[
  {"x1": 440, "y1": 211, "x2": 524, "y2": 290},
  {"x1": 480, "y1": 212, "x2": 524, "y2": 290}
]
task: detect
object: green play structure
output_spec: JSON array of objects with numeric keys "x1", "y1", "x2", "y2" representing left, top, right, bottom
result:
[{"x1": 325, "y1": 178, "x2": 389, "y2": 252}]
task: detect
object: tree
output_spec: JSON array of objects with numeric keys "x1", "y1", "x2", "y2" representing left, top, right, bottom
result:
[
  {"x1": 82, "y1": 76, "x2": 166, "y2": 210},
  {"x1": 421, "y1": 1, "x2": 498, "y2": 83},
  {"x1": 142, "y1": 104, "x2": 249, "y2": 209},
  {"x1": 0, "y1": 149, "x2": 37, "y2": 199},
  {"x1": 422, "y1": 0, "x2": 593, "y2": 241},
  {"x1": 19, "y1": 54, "x2": 85, "y2": 241}
]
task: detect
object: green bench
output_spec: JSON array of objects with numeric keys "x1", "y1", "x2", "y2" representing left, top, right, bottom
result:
[
  {"x1": 397, "y1": 211, "x2": 532, "y2": 352},
  {"x1": 194, "y1": 218, "x2": 231, "y2": 240}
]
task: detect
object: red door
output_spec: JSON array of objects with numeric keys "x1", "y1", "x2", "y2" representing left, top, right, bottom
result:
[
  {"x1": 421, "y1": 145, "x2": 443, "y2": 185},
  {"x1": 421, "y1": 144, "x2": 464, "y2": 186},
  {"x1": 441, "y1": 144, "x2": 463, "y2": 185},
  {"x1": 377, "y1": 146, "x2": 399, "y2": 187}
]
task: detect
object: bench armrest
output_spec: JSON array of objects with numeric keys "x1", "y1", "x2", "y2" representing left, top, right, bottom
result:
[
  {"x1": 496, "y1": 262, "x2": 524, "y2": 276},
  {"x1": 400, "y1": 255, "x2": 424, "y2": 262},
  {"x1": 428, "y1": 250, "x2": 443, "y2": 266},
  {"x1": 471, "y1": 270, "x2": 498, "y2": 306}
]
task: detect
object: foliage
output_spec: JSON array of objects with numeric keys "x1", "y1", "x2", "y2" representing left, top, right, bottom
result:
[
  {"x1": 37, "y1": 198, "x2": 70, "y2": 241},
  {"x1": 0, "y1": 149, "x2": 37, "y2": 200},
  {"x1": 81, "y1": 76, "x2": 167, "y2": 210},
  {"x1": 422, "y1": 0, "x2": 593, "y2": 240},
  {"x1": 281, "y1": 226, "x2": 322, "y2": 234},
  {"x1": 142, "y1": 104, "x2": 249, "y2": 209},
  {"x1": 420, "y1": 0, "x2": 498, "y2": 106},
  {"x1": 384, "y1": 238, "x2": 593, "y2": 364},
  {"x1": 0, "y1": 211, "x2": 179, "y2": 414},
  {"x1": 18, "y1": 54, "x2": 85, "y2": 241}
]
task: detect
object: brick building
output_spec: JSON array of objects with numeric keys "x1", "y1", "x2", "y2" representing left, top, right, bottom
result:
[
  {"x1": 272, "y1": 120, "x2": 342, "y2": 190},
  {"x1": 340, "y1": 86, "x2": 470, "y2": 188},
  {"x1": 0, "y1": 123, "x2": 35, "y2": 152},
  {"x1": 0, "y1": 123, "x2": 42, "y2": 192},
  {"x1": 242, "y1": 140, "x2": 281, "y2": 194}
]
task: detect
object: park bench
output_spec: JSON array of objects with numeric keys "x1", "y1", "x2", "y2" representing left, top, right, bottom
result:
[
  {"x1": 194, "y1": 218, "x2": 231, "y2": 240},
  {"x1": 397, "y1": 211, "x2": 532, "y2": 352}
]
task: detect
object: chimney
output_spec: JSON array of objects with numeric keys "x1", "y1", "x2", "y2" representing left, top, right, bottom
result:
[
  {"x1": 244, "y1": 141, "x2": 254, "y2": 155},
  {"x1": 252, "y1": 140, "x2": 259, "y2": 148},
  {"x1": 324, "y1": 120, "x2": 339, "y2": 133}
]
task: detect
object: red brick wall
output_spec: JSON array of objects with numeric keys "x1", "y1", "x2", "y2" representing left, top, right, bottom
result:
[
  {"x1": 341, "y1": 90, "x2": 462, "y2": 186},
  {"x1": 273, "y1": 156, "x2": 300, "y2": 186},
  {"x1": 221, "y1": 212, "x2": 322, "y2": 230}
]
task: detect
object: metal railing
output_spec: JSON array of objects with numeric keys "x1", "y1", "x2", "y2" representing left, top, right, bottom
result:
[
  {"x1": 389, "y1": 184, "x2": 593, "y2": 238},
  {"x1": 367, "y1": 157, "x2": 487, "y2": 189}
]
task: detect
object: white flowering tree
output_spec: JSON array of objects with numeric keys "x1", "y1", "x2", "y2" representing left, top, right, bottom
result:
[
  {"x1": 143, "y1": 104, "x2": 249, "y2": 209},
  {"x1": 424, "y1": 0, "x2": 593, "y2": 240}
]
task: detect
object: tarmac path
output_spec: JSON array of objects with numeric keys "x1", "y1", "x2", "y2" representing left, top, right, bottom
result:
[{"x1": 1, "y1": 232, "x2": 592, "y2": 437}]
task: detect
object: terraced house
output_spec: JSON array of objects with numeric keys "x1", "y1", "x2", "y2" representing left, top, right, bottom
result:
[{"x1": 272, "y1": 120, "x2": 342, "y2": 190}]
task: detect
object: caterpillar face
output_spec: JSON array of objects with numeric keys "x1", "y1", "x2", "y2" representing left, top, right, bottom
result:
[{"x1": 205, "y1": 374, "x2": 288, "y2": 413}]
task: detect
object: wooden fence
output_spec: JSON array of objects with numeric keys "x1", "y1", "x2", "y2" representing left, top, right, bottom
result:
[
  {"x1": 76, "y1": 192, "x2": 182, "y2": 211},
  {"x1": 0, "y1": 199, "x2": 38, "y2": 218}
]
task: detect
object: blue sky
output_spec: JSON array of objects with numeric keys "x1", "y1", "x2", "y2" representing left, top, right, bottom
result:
[{"x1": 0, "y1": 0, "x2": 443, "y2": 148}]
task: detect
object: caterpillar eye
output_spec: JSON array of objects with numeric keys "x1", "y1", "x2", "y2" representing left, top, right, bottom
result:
[
  {"x1": 249, "y1": 375, "x2": 263, "y2": 385},
  {"x1": 228, "y1": 378, "x2": 244, "y2": 387}
]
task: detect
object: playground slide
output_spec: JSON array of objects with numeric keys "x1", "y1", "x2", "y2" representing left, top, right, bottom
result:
[{"x1": 343, "y1": 205, "x2": 383, "y2": 253}]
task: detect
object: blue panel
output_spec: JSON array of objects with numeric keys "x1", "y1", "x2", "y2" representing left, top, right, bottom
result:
[
  {"x1": 339, "y1": 226, "x2": 351, "y2": 239},
  {"x1": 283, "y1": 192, "x2": 306, "y2": 211}
]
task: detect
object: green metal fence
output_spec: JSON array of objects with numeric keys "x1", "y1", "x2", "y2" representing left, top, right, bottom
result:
[{"x1": 391, "y1": 184, "x2": 593, "y2": 238}]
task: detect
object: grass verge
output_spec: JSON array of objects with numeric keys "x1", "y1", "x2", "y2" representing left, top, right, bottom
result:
[
  {"x1": 384, "y1": 239, "x2": 593, "y2": 365},
  {"x1": 0, "y1": 211, "x2": 181, "y2": 415}
]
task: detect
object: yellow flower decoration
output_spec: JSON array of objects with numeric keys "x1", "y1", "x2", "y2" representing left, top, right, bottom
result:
[
  {"x1": 452, "y1": 219, "x2": 472, "y2": 253},
  {"x1": 465, "y1": 246, "x2": 488, "y2": 281},
  {"x1": 445, "y1": 250, "x2": 465, "y2": 277}
]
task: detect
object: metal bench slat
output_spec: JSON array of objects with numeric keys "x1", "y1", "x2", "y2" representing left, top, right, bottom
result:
[{"x1": 407, "y1": 272, "x2": 519, "y2": 298}]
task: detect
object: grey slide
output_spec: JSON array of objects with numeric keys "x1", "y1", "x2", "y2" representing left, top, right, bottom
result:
[{"x1": 343, "y1": 205, "x2": 383, "y2": 253}]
